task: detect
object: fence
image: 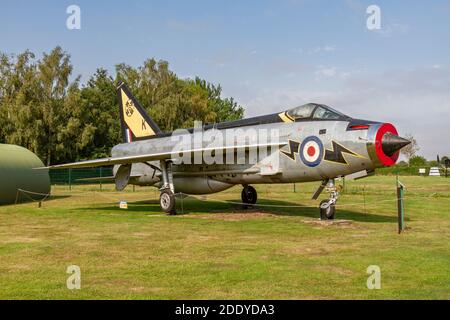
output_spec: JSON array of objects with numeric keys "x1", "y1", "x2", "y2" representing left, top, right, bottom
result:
[
  {"x1": 50, "y1": 165, "x2": 448, "y2": 186},
  {"x1": 50, "y1": 167, "x2": 113, "y2": 186},
  {"x1": 376, "y1": 166, "x2": 449, "y2": 176}
]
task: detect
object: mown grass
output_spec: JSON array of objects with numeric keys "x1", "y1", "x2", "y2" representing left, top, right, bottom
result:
[{"x1": 0, "y1": 176, "x2": 449, "y2": 299}]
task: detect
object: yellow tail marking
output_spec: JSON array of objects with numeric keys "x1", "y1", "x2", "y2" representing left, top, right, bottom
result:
[
  {"x1": 121, "y1": 89, "x2": 155, "y2": 137},
  {"x1": 278, "y1": 112, "x2": 295, "y2": 123}
]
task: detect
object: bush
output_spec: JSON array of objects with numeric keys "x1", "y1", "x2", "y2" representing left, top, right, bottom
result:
[
  {"x1": 376, "y1": 166, "x2": 425, "y2": 176},
  {"x1": 427, "y1": 160, "x2": 439, "y2": 167},
  {"x1": 409, "y1": 156, "x2": 427, "y2": 167}
]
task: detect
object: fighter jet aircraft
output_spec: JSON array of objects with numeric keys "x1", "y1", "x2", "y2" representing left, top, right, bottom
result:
[{"x1": 48, "y1": 82, "x2": 410, "y2": 219}]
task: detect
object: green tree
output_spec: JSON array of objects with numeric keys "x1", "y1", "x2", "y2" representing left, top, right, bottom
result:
[
  {"x1": 194, "y1": 77, "x2": 244, "y2": 123},
  {"x1": 409, "y1": 155, "x2": 427, "y2": 167},
  {"x1": 0, "y1": 50, "x2": 41, "y2": 152},
  {"x1": 427, "y1": 160, "x2": 439, "y2": 167},
  {"x1": 0, "y1": 47, "x2": 91, "y2": 165},
  {"x1": 78, "y1": 69, "x2": 120, "y2": 159},
  {"x1": 0, "y1": 50, "x2": 245, "y2": 164},
  {"x1": 0, "y1": 52, "x2": 13, "y2": 143},
  {"x1": 36, "y1": 46, "x2": 75, "y2": 165},
  {"x1": 116, "y1": 58, "x2": 244, "y2": 131}
]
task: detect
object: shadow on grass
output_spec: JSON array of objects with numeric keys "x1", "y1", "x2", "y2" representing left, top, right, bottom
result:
[
  {"x1": 82, "y1": 196, "x2": 397, "y2": 223},
  {"x1": 47, "y1": 195, "x2": 72, "y2": 201},
  {"x1": 1, "y1": 194, "x2": 72, "y2": 207}
]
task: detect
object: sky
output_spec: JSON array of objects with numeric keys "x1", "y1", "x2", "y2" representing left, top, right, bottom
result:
[{"x1": 1, "y1": 0, "x2": 449, "y2": 159}]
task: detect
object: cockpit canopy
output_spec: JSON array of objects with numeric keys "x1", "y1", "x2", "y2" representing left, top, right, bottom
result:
[{"x1": 286, "y1": 103, "x2": 347, "y2": 120}]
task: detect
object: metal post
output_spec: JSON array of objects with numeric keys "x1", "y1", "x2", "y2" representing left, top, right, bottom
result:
[
  {"x1": 397, "y1": 186, "x2": 402, "y2": 233},
  {"x1": 446, "y1": 162, "x2": 449, "y2": 178},
  {"x1": 362, "y1": 185, "x2": 366, "y2": 214},
  {"x1": 68, "y1": 168, "x2": 72, "y2": 191},
  {"x1": 343, "y1": 177, "x2": 346, "y2": 193},
  {"x1": 293, "y1": 183, "x2": 296, "y2": 193},
  {"x1": 181, "y1": 194, "x2": 184, "y2": 214},
  {"x1": 397, "y1": 177, "x2": 405, "y2": 234},
  {"x1": 99, "y1": 167, "x2": 103, "y2": 191}
]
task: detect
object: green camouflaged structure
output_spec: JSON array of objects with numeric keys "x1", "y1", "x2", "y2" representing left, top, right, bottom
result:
[{"x1": 0, "y1": 144, "x2": 50, "y2": 204}]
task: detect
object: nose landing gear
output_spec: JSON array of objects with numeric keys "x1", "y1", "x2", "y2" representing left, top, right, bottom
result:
[
  {"x1": 319, "y1": 199, "x2": 336, "y2": 220},
  {"x1": 313, "y1": 178, "x2": 341, "y2": 220}
]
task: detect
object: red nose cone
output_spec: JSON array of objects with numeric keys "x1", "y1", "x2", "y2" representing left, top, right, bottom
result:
[{"x1": 375, "y1": 123, "x2": 400, "y2": 166}]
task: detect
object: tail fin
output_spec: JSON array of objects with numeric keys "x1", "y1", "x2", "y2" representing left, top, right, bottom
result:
[{"x1": 117, "y1": 81, "x2": 162, "y2": 143}]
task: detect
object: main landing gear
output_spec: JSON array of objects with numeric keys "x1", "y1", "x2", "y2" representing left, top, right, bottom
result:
[
  {"x1": 312, "y1": 178, "x2": 341, "y2": 220},
  {"x1": 241, "y1": 185, "x2": 257, "y2": 207},
  {"x1": 160, "y1": 189, "x2": 176, "y2": 214},
  {"x1": 159, "y1": 160, "x2": 176, "y2": 215}
]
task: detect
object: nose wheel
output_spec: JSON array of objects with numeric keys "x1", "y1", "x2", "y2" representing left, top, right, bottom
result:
[
  {"x1": 318, "y1": 179, "x2": 341, "y2": 220},
  {"x1": 241, "y1": 185, "x2": 257, "y2": 207},
  {"x1": 319, "y1": 199, "x2": 336, "y2": 220}
]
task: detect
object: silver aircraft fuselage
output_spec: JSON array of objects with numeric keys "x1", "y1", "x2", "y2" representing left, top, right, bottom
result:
[{"x1": 111, "y1": 119, "x2": 395, "y2": 195}]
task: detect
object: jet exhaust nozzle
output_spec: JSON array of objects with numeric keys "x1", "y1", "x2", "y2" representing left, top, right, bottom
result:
[{"x1": 381, "y1": 133, "x2": 411, "y2": 157}]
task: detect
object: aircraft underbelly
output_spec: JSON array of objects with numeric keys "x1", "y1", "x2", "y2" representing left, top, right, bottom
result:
[{"x1": 172, "y1": 177, "x2": 233, "y2": 194}]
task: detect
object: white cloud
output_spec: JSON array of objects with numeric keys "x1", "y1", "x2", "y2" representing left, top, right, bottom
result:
[
  {"x1": 323, "y1": 45, "x2": 335, "y2": 52},
  {"x1": 374, "y1": 22, "x2": 410, "y2": 37},
  {"x1": 315, "y1": 66, "x2": 337, "y2": 78},
  {"x1": 293, "y1": 46, "x2": 336, "y2": 55},
  {"x1": 308, "y1": 45, "x2": 336, "y2": 55},
  {"x1": 230, "y1": 66, "x2": 450, "y2": 159}
]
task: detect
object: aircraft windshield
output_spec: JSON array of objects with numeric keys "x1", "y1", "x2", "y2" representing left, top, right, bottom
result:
[
  {"x1": 286, "y1": 103, "x2": 318, "y2": 119},
  {"x1": 313, "y1": 106, "x2": 345, "y2": 120},
  {"x1": 286, "y1": 103, "x2": 346, "y2": 120}
]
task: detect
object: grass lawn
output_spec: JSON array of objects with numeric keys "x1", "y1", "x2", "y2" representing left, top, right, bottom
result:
[{"x1": 0, "y1": 176, "x2": 449, "y2": 299}]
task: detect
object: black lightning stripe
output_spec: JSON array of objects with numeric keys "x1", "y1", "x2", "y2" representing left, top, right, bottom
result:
[
  {"x1": 324, "y1": 141, "x2": 358, "y2": 164},
  {"x1": 281, "y1": 140, "x2": 300, "y2": 160}
]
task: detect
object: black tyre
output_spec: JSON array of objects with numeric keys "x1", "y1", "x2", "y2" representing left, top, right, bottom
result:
[
  {"x1": 160, "y1": 189, "x2": 176, "y2": 215},
  {"x1": 241, "y1": 186, "x2": 257, "y2": 205},
  {"x1": 319, "y1": 199, "x2": 335, "y2": 220}
]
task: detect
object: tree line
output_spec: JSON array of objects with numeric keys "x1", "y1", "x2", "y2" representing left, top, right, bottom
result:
[{"x1": 0, "y1": 47, "x2": 244, "y2": 165}]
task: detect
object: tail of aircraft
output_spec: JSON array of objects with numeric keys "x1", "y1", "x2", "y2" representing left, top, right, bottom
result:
[{"x1": 116, "y1": 81, "x2": 162, "y2": 143}]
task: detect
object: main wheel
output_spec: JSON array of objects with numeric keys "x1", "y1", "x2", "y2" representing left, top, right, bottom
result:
[
  {"x1": 160, "y1": 189, "x2": 176, "y2": 215},
  {"x1": 241, "y1": 185, "x2": 257, "y2": 205},
  {"x1": 319, "y1": 199, "x2": 335, "y2": 220}
]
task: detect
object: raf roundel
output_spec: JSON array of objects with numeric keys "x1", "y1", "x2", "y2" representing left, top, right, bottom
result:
[{"x1": 299, "y1": 136, "x2": 324, "y2": 167}]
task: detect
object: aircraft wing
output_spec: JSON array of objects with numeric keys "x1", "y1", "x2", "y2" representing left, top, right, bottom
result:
[
  {"x1": 75, "y1": 174, "x2": 143, "y2": 182},
  {"x1": 75, "y1": 176, "x2": 116, "y2": 182},
  {"x1": 43, "y1": 142, "x2": 287, "y2": 169}
]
